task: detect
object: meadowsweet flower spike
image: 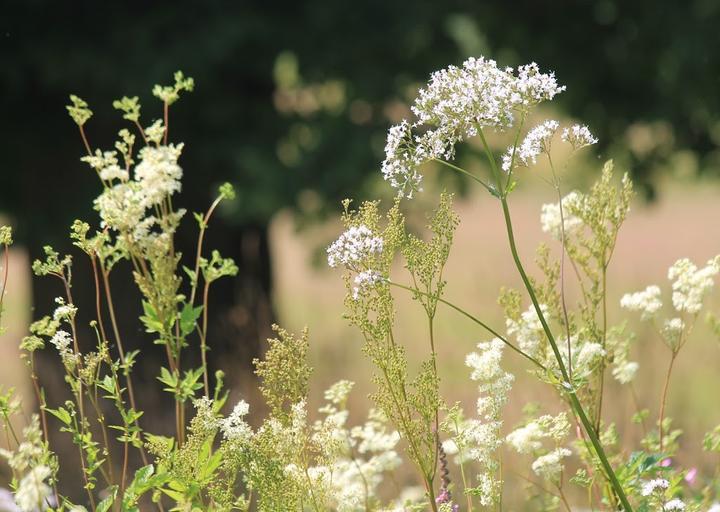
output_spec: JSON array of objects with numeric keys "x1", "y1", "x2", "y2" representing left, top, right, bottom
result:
[
  {"x1": 668, "y1": 256, "x2": 719, "y2": 314},
  {"x1": 0, "y1": 226, "x2": 12, "y2": 246},
  {"x1": 620, "y1": 285, "x2": 663, "y2": 320},
  {"x1": 540, "y1": 190, "x2": 584, "y2": 239},
  {"x1": 66, "y1": 94, "x2": 92, "y2": 126},
  {"x1": 112, "y1": 96, "x2": 141, "y2": 122}
]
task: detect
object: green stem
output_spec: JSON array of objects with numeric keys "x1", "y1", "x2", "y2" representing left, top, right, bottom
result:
[
  {"x1": 388, "y1": 281, "x2": 546, "y2": 371},
  {"x1": 482, "y1": 149, "x2": 632, "y2": 510}
]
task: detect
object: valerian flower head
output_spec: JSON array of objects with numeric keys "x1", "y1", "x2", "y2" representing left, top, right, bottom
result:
[
  {"x1": 327, "y1": 225, "x2": 384, "y2": 269},
  {"x1": 620, "y1": 285, "x2": 663, "y2": 320},
  {"x1": 668, "y1": 256, "x2": 719, "y2": 314},
  {"x1": 385, "y1": 57, "x2": 564, "y2": 198},
  {"x1": 514, "y1": 119, "x2": 560, "y2": 168},
  {"x1": 663, "y1": 498, "x2": 686, "y2": 511},
  {"x1": 540, "y1": 191, "x2": 584, "y2": 240},
  {"x1": 561, "y1": 124, "x2": 598, "y2": 150},
  {"x1": 641, "y1": 478, "x2": 669, "y2": 496},
  {"x1": 352, "y1": 270, "x2": 384, "y2": 299},
  {"x1": 381, "y1": 120, "x2": 425, "y2": 199}
]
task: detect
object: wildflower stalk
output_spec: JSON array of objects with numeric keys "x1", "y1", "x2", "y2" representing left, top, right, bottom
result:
[
  {"x1": 477, "y1": 127, "x2": 633, "y2": 511},
  {"x1": 0, "y1": 241, "x2": 8, "y2": 331},
  {"x1": 388, "y1": 280, "x2": 546, "y2": 371},
  {"x1": 547, "y1": 154, "x2": 574, "y2": 380},
  {"x1": 99, "y1": 261, "x2": 149, "y2": 466}
]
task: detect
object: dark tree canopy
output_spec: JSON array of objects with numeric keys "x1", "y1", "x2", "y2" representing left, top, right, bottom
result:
[{"x1": 2, "y1": 0, "x2": 719, "y2": 242}]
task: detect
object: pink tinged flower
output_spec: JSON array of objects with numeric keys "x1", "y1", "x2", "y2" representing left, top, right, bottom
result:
[
  {"x1": 684, "y1": 467, "x2": 697, "y2": 484},
  {"x1": 660, "y1": 458, "x2": 672, "y2": 467}
]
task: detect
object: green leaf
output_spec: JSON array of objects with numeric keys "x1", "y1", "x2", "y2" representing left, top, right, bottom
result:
[
  {"x1": 97, "y1": 485, "x2": 118, "y2": 512},
  {"x1": 179, "y1": 302, "x2": 203, "y2": 337},
  {"x1": 45, "y1": 406, "x2": 72, "y2": 426}
]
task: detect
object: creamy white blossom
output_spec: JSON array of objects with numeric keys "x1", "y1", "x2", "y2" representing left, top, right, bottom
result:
[
  {"x1": 661, "y1": 317, "x2": 685, "y2": 347},
  {"x1": 641, "y1": 478, "x2": 669, "y2": 496},
  {"x1": 13, "y1": 465, "x2": 52, "y2": 512},
  {"x1": 506, "y1": 304, "x2": 548, "y2": 357},
  {"x1": 220, "y1": 400, "x2": 252, "y2": 441},
  {"x1": 94, "y1": 182, "x2": 147, "y2": 232},
  {"x1": 561, "y1": 124, "x2": 598, "y2": 149},
  {"x1": 612, "y1": 360, "x2": 639, "y2": 384},
  {"x1": 540, "y1": 191, "x2": 584, "y2": 240},
  {"x1": 668, "y1": 257, "x2": 719, "y2": 314},
  {"x1": 531, "y1": 448, "x2": 572, "y2": 480},
  {"x1": 506, "y1": 421, "x2": 545, "y2": 454},
  {"x1": 134, "y1": 144, "x2": 184, "y2": 207},
  {"x1": 327, "y1": 225, "x2": 384, "y2": 269},
  {"x1": 620, "y1": 285, "x2": 663, "y2": 320}
]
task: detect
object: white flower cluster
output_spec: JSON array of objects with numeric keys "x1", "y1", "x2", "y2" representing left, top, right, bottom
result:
[
  {"x1": 612, "y1": 360, "x2": 639, "y2": 384},
  {"x1": 327, "y1": 225, "x2": 385, "y2": 300},
  {"x1": 134, "y1": 144, "x2": 184, "y2": 207},
  {"x1": 381, "y1": 120, "x2": 424, "y2": 199},
  {"x1": 0, "y1": 417, "x2": 54, "y2": 512},
  {"x1": 382, "y1": 57, "x2": 565, "y2": 197},
  {"x1": 52, "y1": 297, "x2": 77, "y2": 323},
  {"x1": 507, "y1": 413, "x2": 571, "y2": 481},
  {"x1": 220, "y1": 400, "x2": 252, "y2": 442},
  {"x1": 620, "y1": 285, "x2": 663, "y2": 320},
  {"x1": 352, "y1": 270, "x2": 384, "y2": 300},
  {"x1": 540, "y1": 191, "x2": 584, "y2": 240},
  {"x1": 514, "y1": 119, "x2": 560, "y2": 169},
  {"x1": 13, "y1": 466, "x2": 52, "y2": 512},
  {"x1": 455, "y1": 338, "x2": 513, "y2": 506},
  {"x1": 93, "y1": 143, "x2": 185, "y2": 235},
  {"x1": 668, "y1": 257, "x2": 719, "y2": 314},
  {"x1": 82, "y1": 150, "x2": 128, "y2": 182},
  {"x1": 301, "y1": 384, "x2": 401, "y2": 511},
  {"x1": 641, "y1": 478, "x2": 669, "y2": 496},
  {"x1": 49, "y1": 330, "x2": 76, "y2": 367},
  {"x1": 506, "y1": 304, "x2": 548, "y2": 358},
  {"x1": 530, "y1": 447, "x2": 572, "y2": 480},
  {"x1": 327, "y1": 225, "x2": 384, "y2": 269},
  {"x1": 663, "y1": 498, "x2": 686, "y2": 511},
  {"x1": 661, "y1": 317, "x2": 685, "y2": 347},
  {"x1": 561, "y1": 124, "x2": 599, "y2": 150}
]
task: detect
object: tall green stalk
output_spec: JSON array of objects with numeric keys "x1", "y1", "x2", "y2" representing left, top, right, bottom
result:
[{"x1": 477, "y1": 129, "x2": 634, "y2": 511}]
